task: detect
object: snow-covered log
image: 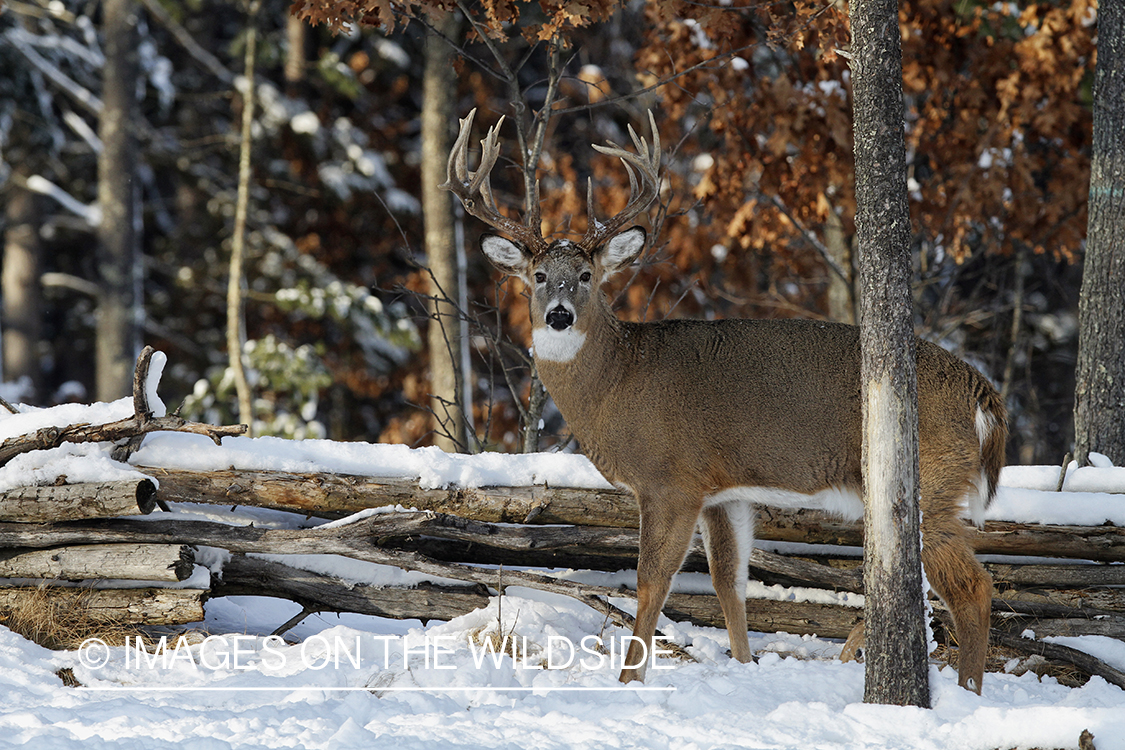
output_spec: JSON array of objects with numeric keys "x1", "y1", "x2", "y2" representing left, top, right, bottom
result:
[{"x1": 146, "y1": 468, "x2": 1125, "y2": 562}]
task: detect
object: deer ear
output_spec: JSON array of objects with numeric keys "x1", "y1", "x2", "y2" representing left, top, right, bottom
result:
[
  {"x1": 480, "y1": 234, "x2": 531, "y2": 278},
  {"x1": 597, "y1": 226, "x2": 647, "y2": 278}
]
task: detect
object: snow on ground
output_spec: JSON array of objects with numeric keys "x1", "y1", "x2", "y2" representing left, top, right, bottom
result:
[{"x1": 2, "y1": 396, "x2": 1125, "y2": 748}]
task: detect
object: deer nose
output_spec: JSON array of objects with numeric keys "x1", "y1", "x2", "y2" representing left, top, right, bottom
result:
[{"x1": 546, "y1": 305, "x2": 574, "y2": 331}]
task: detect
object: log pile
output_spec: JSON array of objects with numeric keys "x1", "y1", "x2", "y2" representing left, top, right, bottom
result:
[
  {"x1": 0, "y1": 348, "x2": 244, "y2": 629},
  {"x1": 0, "y1": 481, "x2": 206, "y2": 626},
  {"x1": 1, "y1": 348, "x2": 1124, "y2": 688}
]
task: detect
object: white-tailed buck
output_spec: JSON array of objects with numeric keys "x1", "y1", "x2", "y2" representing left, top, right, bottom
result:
[{"x1": 442, "y1": 110, "x2": 1008, "y2": 693}]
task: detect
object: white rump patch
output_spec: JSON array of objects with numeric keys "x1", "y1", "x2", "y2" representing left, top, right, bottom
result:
[
  {"x1": 704, "y1": 485, "x2": 864, "y2": 521},
  {"x1": 974, "y1": 406, "x2": 995, "y2": 451},
  {"x1": 966, "y1": 471, "x2": 989, "y2": 528},
  {"x1": 532, "y1": 327, "x2": 587, "y2": 362}
]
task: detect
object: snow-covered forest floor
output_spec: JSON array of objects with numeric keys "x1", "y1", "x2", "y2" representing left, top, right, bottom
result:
[{"x1": 2, "y1": 388, "x2": 1124, "y2": 749}]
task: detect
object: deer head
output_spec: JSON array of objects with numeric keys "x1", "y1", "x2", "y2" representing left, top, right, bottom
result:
[{"x1": 440, "y1": 110, "x2": 661, "y2": 360}]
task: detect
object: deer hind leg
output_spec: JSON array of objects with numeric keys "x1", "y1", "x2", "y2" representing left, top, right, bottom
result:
[
  {"x1": 921, "y1": 502, "x2": 993, "y2": 694},
  {"x1": 699, "y1": 501, "x2": 753, "y2": 663},
  {"x1": 619, "y1": 490, "x2": 702, "y2": 684}
]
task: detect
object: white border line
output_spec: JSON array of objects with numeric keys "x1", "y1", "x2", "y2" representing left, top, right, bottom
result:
[{"x1": 78, "y1": 686, "x2": 676, "y2": 693}]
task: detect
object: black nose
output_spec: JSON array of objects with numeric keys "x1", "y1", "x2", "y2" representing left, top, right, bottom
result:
[{"x1": 546, "y1": 305, "x2": 574, "y2": 331}]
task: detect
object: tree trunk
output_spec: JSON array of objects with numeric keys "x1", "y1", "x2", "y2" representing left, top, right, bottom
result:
[
  {"x1": 2, "y1": 187, "x2": 43, "y2": 398},
  {"x1": 422, "y1": 14, "x2": 467, "y2": 453},
  {"x1": 96, "y1": 0, "x2": 141, "y2": 402},
  {"x1": 227, "y1": 0, "x2": 260, "y2": 435},
  {"x1": 284, "y1": 12, "x2": 307, "y2": 96},
  {"x1": 850, "y1": 0, "x2": 930, "y2": 708},
  {"x1": 824, "y1": 194, "x2": 856, "y2": 325},
  {"x1": 1074, "y1": 0, "x2": 1125, "y2": 467}
]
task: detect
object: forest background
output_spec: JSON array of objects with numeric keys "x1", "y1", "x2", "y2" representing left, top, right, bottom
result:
[{"x1": 0, "y1": 0, "x2": 1106, "y2": 467}]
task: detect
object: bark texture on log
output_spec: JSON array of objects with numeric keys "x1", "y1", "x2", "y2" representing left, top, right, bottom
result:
[
  {"x1": 148, "y1": 467, "x2": 638, "y2": 526},
  {"x1": 0, "y1": 479, "x2": 156, "y2": 522},
  {"x1": 0, "y1": 586, "x2": 204, "y2": 625},
  {"x1": 0, "y1": 543, "x2": 193, "y2": 582}
]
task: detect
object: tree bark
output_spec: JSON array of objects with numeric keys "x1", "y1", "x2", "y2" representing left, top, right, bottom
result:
[
  {"x1": 1074, "y1": 0, "x2": 1125, "y2": 466},
  {"x1": 96, "y1": 0, "x2": 141, "y2": 402},
  {"x1": 422, "y1": 13, "x2": 467, "y2": 453},
  {"x1": 850, "y1": 0, "x2": 930, "y2": 707},
  {"x1": 0, "y1": 543, "x2": 193, "y2": 581},
  {"x1": 2, "y1": 187, "x2": 43, "y2": 398},
  {"x1": 0, "y1": 479, "x2": 156, "y2": 522}
]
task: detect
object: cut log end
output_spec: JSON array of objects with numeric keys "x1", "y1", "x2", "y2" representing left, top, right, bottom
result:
[{"x1": 136, "y1": 479, "x2": 157, "y2": 515}]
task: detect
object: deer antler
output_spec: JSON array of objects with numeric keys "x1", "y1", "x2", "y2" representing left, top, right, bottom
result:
[
  {"x1": 440, "y1": 109, "x2": 550, "y2": 255},
  {"x1": 580, "y1": 111, "x2": 662, "y2": 252}
]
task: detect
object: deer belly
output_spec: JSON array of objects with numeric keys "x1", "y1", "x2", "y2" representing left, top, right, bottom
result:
[{"x1": 703, "y1": 485, "x2": 864, "y2": 521}]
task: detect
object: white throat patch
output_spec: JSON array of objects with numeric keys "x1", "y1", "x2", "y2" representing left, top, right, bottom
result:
[{"x1": 532, "y1": 327, "x2": 587, "y2": 362}]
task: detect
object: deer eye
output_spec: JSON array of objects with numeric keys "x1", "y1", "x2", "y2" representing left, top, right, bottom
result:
[
  {"x1": 579, "y1": 271, "x2": 592, "y2": 283},
  {"x1": 534, "y1": 272, "x2": 547, "y2": 284}
]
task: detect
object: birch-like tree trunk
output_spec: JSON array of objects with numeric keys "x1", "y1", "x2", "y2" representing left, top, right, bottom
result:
[
  {"x1": 228, "y1": 0, "x2": 260, "y2": 434},
  {"x1": 850, "y1": 0, "x2": 931, "y2": 708},
  {"x1": 2, "y1": 187, "x2": 42, "y2": 397},
  {"x1": 1074, "y1": 0, "x2": 1125, "y2": 467},
  {"x1": 422, "y1": 14, "x2": 467, "y2": 452},
  {"x1": 96, "y1": 0, "x2": 140, "y2": 401}
]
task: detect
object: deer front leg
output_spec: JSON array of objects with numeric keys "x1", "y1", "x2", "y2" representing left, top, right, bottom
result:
[{"x1": 619, "y1": 491, "x2": 701, "y2": 683}]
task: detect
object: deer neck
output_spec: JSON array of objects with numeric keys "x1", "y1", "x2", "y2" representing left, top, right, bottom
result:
[{"x1": 532, "y1": 296, "x2": 626, "y2": 421}]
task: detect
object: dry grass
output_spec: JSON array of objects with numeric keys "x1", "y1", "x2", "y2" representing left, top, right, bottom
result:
[
  {"x1": 0, "y1": 584, "x2": 143, "y2": 651},
  {"x1": 467, "y1": 623, "x2": 530, "y2": 661}
]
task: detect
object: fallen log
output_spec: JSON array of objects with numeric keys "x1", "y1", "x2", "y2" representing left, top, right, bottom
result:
[
  {"x1": 0, "y1": 543, "x2": 194, "y2": 582},
  {"x1": 988, "y1": 562, "x2": 1125, "y2": 588},
  {"x1": 145, "y1": 468, "x2": 1125, "y2": 561},
  {"x1": 667, "y1": 594, "x2": 863, "y2": 638},
  {"x1": 147, "y1": 468, "x2": 638, "y2": 526},
  {"x1": 215, "y1": 553, "x2": 491, "y2": 625},
  {"x1": 0, "y1": 586, "x2": 204, "y2": 625},
  {"x1": 0, "y1": 479, "x2": 157, "y2": 523},
  {"x1": 991, "y1": 630, "x2": 1125, "y2": 690},
  {"x1": 213, "y1": 553, "x2": 863, "y2": 639}
]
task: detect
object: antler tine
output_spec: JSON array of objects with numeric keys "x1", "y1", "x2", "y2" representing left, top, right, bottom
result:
[
  {"x1": 440, "y1": 109, "x2": 549, "y2": 255},
  {"x1": 581, "y1": 110, "x2": 662, "y2": 251},
  {"x1": 442, "y1": 109, "x2": 476, "y2": 190}
]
